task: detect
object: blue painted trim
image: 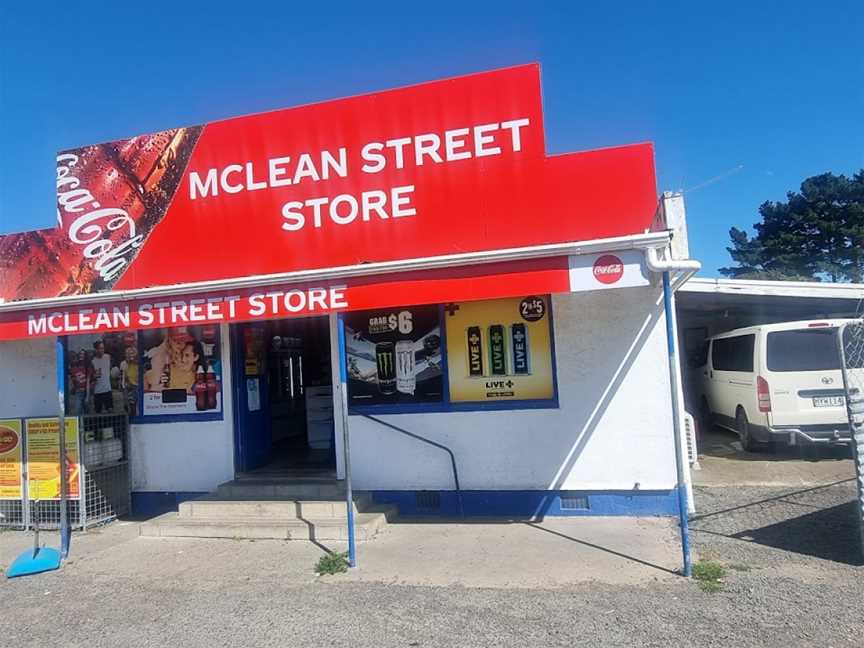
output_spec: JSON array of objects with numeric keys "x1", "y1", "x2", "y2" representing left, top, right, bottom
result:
[
  {"x1": 131, "y1": 491, "x2": 207, "y2": 517},
  {"x1": 337, "y1": 313, "x2": 357, "y2": 568},
  {"x1": 131, "y1": 412, "x2": 224, "y2": 424},
  {"x1": 371, "y1": 489, "x2": 679, "y2": 518},
  {"x1": 337, "y1": 313, "x2": 348, "y2": 384},
  {"x1": 662, "y1": 270, "x2": 692, "y2": 577},
  {"x1": 349, "y1": 399, "x2": 558, "y2": 415},
  {"x1": 547, "y1": 298, "x2": 561, "y2": 404},
  {"x1": 56, "y1": 338, "x2": 71, "y2": 558},
  {"x1": 230, "y1": 324, "x2": 244, "y2": 474}
]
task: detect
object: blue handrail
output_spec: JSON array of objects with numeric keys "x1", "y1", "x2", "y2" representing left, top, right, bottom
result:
[{"x1": 360, "y1": 414, "x2": 464, "y2": 517}]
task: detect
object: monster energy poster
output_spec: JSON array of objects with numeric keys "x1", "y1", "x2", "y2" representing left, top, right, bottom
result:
[{"x1": 345, "y1": 305, "x2": 443, "y2": 405}]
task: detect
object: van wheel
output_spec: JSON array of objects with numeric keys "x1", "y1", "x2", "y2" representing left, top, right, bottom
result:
[{"x1": 736, "y1": 408, "x2": 759, "y2": 452}]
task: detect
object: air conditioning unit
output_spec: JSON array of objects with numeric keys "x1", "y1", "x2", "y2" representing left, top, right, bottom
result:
[{"x1": 683, "y1": 411, "x2": 700, "y2": 470}]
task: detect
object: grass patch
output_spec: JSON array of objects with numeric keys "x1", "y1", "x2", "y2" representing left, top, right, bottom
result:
[
  {"x1": 692, "y1": 559, "x2": 726, "y2": 592},
  {"x1": 315, "y1": 551, "x2": 350, "y2": 575},
  {"x1": 698, "y1": 579, "x2": 724, "y2": 593}
]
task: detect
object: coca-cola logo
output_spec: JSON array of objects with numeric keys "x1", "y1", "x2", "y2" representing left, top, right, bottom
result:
[
  {"x1": 593, "y1": 254, "x2": 624, "y2": 284},
  {"x1": 57, "y1": 153, "x2": 143, "y2": 282},
  {"x1": 0, "y1": 426, "x2": 18, "y2": 454}
]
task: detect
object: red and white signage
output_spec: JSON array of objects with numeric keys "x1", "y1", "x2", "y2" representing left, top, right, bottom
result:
[
  {"x1": 568, "y1": 250, "x2": 650, "y2": 292},
  {"x1": 592, "y1": 255, "x2": 626, "y2": 284},
  {"x1": 0, "y1": 257, "x2": 573, "y2": 340},
  {"x1": 0, "y1": 64, "x2": 657, "y2": 308}
]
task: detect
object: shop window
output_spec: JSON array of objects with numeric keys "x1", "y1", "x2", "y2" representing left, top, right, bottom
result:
[
  {"x1": 63, "y1": 332, "x2": 138, "y2": 418},
  {"x1": 345, "y1": 296, "x2": 558, "y2": 414},
  {"x1": 62, "y1": 325, "x2": 224, "y2": 423},
  {"x1": 344, "y1": 305, "x2": 444, "y2": 407},
  {"x1": 444, "y1": 296, "x2": 556, "y2": 405},
  {"x1": 138, "y1": 325, "x2": 223, "y2": 421}
]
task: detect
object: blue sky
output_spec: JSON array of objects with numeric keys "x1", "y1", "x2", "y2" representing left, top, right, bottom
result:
[{"x1": 0, "y1": 1, "x2": 861, "y2": 276}]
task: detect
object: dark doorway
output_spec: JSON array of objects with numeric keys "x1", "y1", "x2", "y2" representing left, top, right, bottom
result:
[{"x1": 233, "y1": 316, "x2": 335, "y2": 476}]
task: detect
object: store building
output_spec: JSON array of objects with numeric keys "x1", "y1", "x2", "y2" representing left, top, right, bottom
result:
[{"x1": 0, "y1": 64, "x2": 698, "y2": 522}]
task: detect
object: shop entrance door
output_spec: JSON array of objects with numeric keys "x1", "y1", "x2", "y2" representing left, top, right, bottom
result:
[{"x1": 232, "y1": 317, "x2": 335, "y2": 475}]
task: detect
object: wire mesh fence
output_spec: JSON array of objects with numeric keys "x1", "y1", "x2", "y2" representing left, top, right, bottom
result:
[
  {"x1": 836, "y1": 322, "x2": 864, "y2": 558},
  {"x1": 0, "y1": 414, "x2": 130, "y2": 531}
]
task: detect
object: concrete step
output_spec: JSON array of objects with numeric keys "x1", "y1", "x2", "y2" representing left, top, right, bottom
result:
[
  {"x1": 140, "y1": 511, "x2": 389, "y2": 541},
  {"x1": 178, "y1": 494, "x2": 380, "y2": 519},
  {"x1": 215, "y1": 479, "x2": 346, "y2": 499}
]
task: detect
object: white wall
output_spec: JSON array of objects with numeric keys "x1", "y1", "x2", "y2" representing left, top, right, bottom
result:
[
  {"x1": 130, "y1": 323, "x2": 235, "y2": 493},
  {"x1": 0, "y1": 338, "x2": 56, "y2": 417},
  {"x1": 346, "y1": 286, "x2": 677, "y2": 492}
]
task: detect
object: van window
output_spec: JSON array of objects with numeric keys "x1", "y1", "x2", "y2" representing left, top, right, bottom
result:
[
  {"x1": 711, "y1": 334, "x2": 755, "y2": 372},
  {"x1": 767, "y1": 329, "x2": 841, "y2": 372}
]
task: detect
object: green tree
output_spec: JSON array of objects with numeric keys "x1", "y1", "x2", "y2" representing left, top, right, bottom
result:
[{"x1": 720, "y1": 171, "x2": 864, "y2": 282}]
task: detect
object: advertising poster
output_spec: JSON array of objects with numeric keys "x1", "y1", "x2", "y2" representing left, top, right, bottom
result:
[
  {"x1": 25, "y1": 418, "x2": 80, "y2": 501},
  {"x1": 446, "y1": 296, "x2": 555, "y2": 402},
  {"x1": 0, "y1": 419, "x2": 23, "y2": 500},
  {"x1": 345, "y1": 305, "x2": 443, "y2": 405},
  {"x1": 140, "y1": 325, "x2": 222, "y2": 416},
  {"x1": 0, "y1": 65, "x2": 657, "y2": 309},
  {"x1": 65, "y1": 331, "x2": 137, "y2": 416}
]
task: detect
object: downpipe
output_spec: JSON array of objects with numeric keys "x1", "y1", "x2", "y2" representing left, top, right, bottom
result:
[{"x1": 646, "y1": 246, "x2": 701, "y2": 578}]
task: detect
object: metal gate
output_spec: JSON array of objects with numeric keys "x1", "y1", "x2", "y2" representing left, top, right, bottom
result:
[
  {"x1": 0, "y1": 413, "x2": 130, "y2": 531},
  {"x1": 836, "y1": 322, "x2": 864, "y2": 559}
]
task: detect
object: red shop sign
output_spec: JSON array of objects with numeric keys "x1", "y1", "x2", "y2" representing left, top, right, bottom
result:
[
  {"x1": 0, "y1": 258, "x2": 572, "y2": 341},
  {"x1": 0, "y1": 64, "x2": 657, "y2": 304}
]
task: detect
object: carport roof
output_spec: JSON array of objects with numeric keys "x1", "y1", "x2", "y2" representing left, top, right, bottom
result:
[{"x1": 678, "y1": 277, "x2": 864, "y2": 320}]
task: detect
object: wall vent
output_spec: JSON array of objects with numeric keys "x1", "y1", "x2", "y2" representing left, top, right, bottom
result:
[
  {"x1": 415, "y1": 491, "x2": 441, "y2": 510},
  {"x1": 560, "y1": 494, "x2": 589, "y2": 511}
]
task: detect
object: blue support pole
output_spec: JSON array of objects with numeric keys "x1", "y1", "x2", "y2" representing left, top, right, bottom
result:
[
  {"x1": 336, "y1": 314, "x2": 357, "y2": 568},
  {"x1": 56, "y1": 338, "x2": 70, "y2": 558},
  {"x1": 662, "y1": 271, "x2": 692, "y2": 577}
]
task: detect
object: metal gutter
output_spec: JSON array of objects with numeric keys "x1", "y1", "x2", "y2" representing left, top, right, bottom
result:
[
  {"x1": 681, "y1": 277, "x2": 864, "y2": 299},
  {"x1": 0, "y1": 231, "x2": 672, "y2": 313}
]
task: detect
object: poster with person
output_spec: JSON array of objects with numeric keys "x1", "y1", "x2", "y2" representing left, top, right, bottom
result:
[
  {"x1": 64, "y1": 332, "x2": 134, "y2": 415},
  {"x1": 345, "y1": 305, "x2": 443, "y2": 406},
  {"x1": 140, "y1": 325, "x2": 222, "y2": 417}
]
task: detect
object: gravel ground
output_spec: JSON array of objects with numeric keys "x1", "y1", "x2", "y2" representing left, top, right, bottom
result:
[{"x1": 2, "y1": 482, "x2": 862, "y2": 648}]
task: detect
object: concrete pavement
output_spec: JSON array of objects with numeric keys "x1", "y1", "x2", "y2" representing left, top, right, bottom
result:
[{"x1": 2, "y1": 514, "x2": 681, "y2": 587}]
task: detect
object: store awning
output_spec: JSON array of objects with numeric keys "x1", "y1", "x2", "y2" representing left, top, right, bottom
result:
[{"x1": 0, "y1": 232, "x2": 669, "y2": 340}]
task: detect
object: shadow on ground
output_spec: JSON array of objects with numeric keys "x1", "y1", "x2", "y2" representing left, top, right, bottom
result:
[
  {"x1": 691, "y1": 480, "x2": 863, "y2": 566},
  {"x1": 726, "y1": 501, "x2": 862, "y2": 565}
]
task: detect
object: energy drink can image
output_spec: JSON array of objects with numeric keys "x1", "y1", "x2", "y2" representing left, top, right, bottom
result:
[
  {"x1": 511, "y1": 323, "x2": 530, "y2": 374},
  {"x1": 489, "y1": 324, "x2": 507, "y2": 375},
  {"x1": 466, "y1": 326, "x2": 484, "y2": 376},
  {"x1": 395, "y1": 340, "x2": 416, "y2": 395},
  {"x1": 375, "y1": 341, "x2": 397, "y2": 394}
]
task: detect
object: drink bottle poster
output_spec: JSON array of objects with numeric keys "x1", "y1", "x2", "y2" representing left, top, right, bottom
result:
[
  {"x1": 25, "y1": 418, "x2": 80, "y2": 501},
  {"x1": 446, "y1": 296, "x2": 555, "y2": 402},
  {"x1": 0, "y1": 419, "x2": 23, "y2": 500},
  {"x1": 140, "y1": 325, "x2": 222, "y2": 416},
  {"x1": 345, "y1": 305, "x2": 443, "y2": 405}
]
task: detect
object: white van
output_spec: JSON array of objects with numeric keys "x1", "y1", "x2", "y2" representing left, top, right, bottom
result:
[{"x1": 699, "y1": 319, "x2": 856, "y2": 450}]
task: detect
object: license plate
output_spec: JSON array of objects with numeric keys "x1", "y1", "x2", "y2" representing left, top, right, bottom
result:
[{"x1": 813, "y1": 396, "x2": 845, "y2": 407}]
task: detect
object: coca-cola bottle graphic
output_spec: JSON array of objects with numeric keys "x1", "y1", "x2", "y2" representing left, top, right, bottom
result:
[
  {"x1": 201, "y1": 326, "x2": 217, "y2": 357},
  {"x1": 194, "y1": 366, "x2": 207, "y2": 411},
  {"x1": 205, "y1": 364, "x2": 218, "y2": 410},
  {"x1": 0, "y1": 126, "x2": 203, "y2": 302},
  {"x1": 159, "y1": 362, "x2": 171, "y2": 390}
]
